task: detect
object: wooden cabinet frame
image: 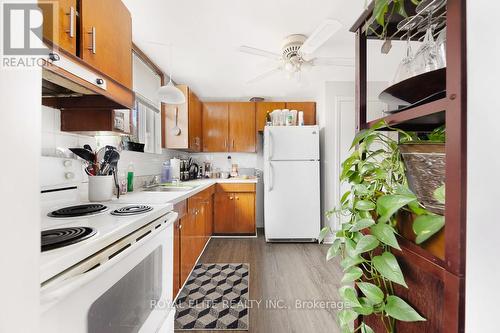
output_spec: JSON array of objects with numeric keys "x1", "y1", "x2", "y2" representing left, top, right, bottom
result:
[{"x1": 350, "y1": 0, "x2": 467, "y2": 331}]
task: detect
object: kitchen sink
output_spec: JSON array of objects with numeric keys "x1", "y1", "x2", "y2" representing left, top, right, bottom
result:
[{"x1": 143, "y1": 184, "x2": 198, "y2": 192}]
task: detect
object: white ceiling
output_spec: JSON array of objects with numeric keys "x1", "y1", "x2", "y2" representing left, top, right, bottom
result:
[{"x1": 123, "y1": 0, "x2": 405, "y2": 100}]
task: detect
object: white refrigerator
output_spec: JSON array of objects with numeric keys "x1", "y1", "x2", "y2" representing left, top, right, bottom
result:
[{"x1": 263, "y1": 126, "x2": 321, "y2": 241}]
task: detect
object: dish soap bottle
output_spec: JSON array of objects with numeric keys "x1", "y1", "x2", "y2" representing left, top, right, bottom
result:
[
  {"x1": 161, "y1": 161, "x2": 171, "y2": 183},
  {"x1": 127, "y1": 162, "x2": 134, "y2": 192}
]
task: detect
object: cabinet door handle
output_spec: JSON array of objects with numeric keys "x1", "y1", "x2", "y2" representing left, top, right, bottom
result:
[
  {"x1": 232, "y1": 139, "x2": 235, "y2": 149},
  {"x1": 224, "y1": 139, "x2": 227, "y2": 149},
  {"x1": 87, "y1": 27, "x2": 96, "y2": 54},
  {"x1": 66, "y1": 6, "x2": 75, "y2": 38},
  {"x1": 235, "y1": 196, "x2": 239, "y2": 200},
  {"x1": 229, "y1": 196, "x2": 234, "y2": 200},
  {"x1": 178, "y1": 224, "x2": 182, "y2": 229}
]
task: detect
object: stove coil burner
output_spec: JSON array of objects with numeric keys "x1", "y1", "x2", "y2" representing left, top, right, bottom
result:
[
  {"x1": 41, "y1": 227, "x2": 97, "y2": 252},
  {"x1": 111, "y1": 205, "x2": 153, "y2": 216},
  {"x1": 48, "y1": 204, "x2": 107, "y2": 218}
]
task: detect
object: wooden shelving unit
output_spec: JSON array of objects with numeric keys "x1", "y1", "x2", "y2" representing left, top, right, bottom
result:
[{"x1": 350, "y1": 0, "x2": 467, "y2": 332}]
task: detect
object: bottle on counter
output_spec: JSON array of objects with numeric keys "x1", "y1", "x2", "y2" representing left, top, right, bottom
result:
[
  {"x1": 298, "y1": 111, "x2": 305, "y2": 126},
  {"x1": 119, "y1": 173, "x2": 128, "y2": 195},
  {"x1": 265, "y1": 111, "x2": 272, "y2": 126},
  {"x1": 161, "y1": 161, "x2": 171, "y2": 183},
  {"x1": 127, "y1": 162, "x2": 134, "y2": 192},
  {"x1": 170, "y1": 158, "x2": 181, "y2": 181}
]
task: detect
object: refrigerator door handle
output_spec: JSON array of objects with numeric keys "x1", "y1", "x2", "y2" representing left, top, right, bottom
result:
[
  {"x1": 268, "y1": 162, "x2": 274, "y2": 192},
  {"x1": 268, "y1": 132, "x2": 273, "y2": 160}
]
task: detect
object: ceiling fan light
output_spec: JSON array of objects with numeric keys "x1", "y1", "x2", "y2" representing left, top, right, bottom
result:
[
  {"x1": 158, "y1": 81, "x2": 186, "y2": 104},
  {"x1": 284, "y1": 62, "x2": 295, "y2": 73}
]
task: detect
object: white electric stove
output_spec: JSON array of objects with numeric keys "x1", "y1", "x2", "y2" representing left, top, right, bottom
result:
[
  {"x1": 40, "y1": 157, "x2": 176, "y2": 333},
  {"x1": 40, "y1": 186, "x2": 174, "y2": 283}
]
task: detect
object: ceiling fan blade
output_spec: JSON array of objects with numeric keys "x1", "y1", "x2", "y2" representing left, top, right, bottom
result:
[
  {"x1": 312, "y1": 57, "x2": 354, "y2": 67},
  {"x1": 238, "y1": 46, "x2": 281, "y2": 60},
  {"x1": 299, "y1": 19, "x2": 343, "y2": 56},
  {"x1": 246, "y1": 67, "x2": 282, "y2": 84}
]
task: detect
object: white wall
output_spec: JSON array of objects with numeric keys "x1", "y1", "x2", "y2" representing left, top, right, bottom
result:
[
  {"x1": 466, "y1": 1, "x2": 500, "y2": 331},
  {"x1": 0, "y1": 65, "x2": 41, "y2": 332},
  {"x1": 317, "y1": 81, "x2": 389, "y2": 240}
]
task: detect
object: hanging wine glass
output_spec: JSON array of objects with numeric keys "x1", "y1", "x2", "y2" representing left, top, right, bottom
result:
[
  {"x1": 436, "y1": 27, "x2": 447, "y2": 67},
  {"x1": 391, "y1": 16, "x2": 423, "y2": 85},
  {"x1": 413, "y1": 0, "x2": 447, "y2": 75}
]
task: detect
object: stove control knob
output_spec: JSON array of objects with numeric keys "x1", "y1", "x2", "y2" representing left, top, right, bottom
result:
[
  {"x1": 63, "y1": 160, "x2": 72, "y2": 168},
  {"x1": 65, "y1": 172, "x2": 75, "y2": 180}
]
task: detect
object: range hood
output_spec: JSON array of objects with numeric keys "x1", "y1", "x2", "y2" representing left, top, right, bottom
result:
[
  {"x1": 42, "y1": 51, "x2": 134, "y2": 110},
  {"x1": 42, "y1": 70, "x2": 95, "y2": 98}
]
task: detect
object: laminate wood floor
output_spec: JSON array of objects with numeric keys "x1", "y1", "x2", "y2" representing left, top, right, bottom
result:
[{"x1": 178, "y1": 229, "x2": 344, "y2": 333}]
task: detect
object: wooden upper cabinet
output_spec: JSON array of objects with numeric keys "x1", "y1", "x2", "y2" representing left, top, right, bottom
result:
[
  {"x1": 286, "y1": 102, "x2": 317, "y2": 125},
  {"x1": 40, "y1": 0, "x2": 77, "y2": 55},
  {"x1": 229, "y1": 102, "x2": 256, "y2": 152},
  {"x1": 80, "y1": 0, "x2": 132, "y2": 89},
  {"x1": 164, "y1": 85, "x2": 202, "y2": 152},
  {"x1": 202, "y1": 102, "x2": 229, "y2": 152},
  {"x1": 256, "y1": 102, "x2": 286, "y2": 132},
  {"x1": 188, "y1": 90, "x2": 203, "y2": 152}
]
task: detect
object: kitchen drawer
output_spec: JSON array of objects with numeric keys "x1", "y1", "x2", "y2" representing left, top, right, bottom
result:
[{"x1": 216, "y1": 183, "x2": 256, "y2": 193}]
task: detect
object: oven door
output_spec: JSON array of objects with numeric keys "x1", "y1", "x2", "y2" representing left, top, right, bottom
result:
[{"x1": 41, "y1": 212, "x2": 177, "y2": 333}]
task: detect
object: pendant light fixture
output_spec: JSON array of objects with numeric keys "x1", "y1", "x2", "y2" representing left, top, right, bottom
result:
[
  {"x1": 158, "y1": 78, "x2": 185, "y2": 104},
  {"x1": 158, "y1": 44, "x2": 185, "y2": 105}
]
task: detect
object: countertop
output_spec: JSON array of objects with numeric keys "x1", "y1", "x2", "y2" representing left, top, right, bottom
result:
[{"x1": 114, "y1": 178, "x2": 258, "y2": 205}]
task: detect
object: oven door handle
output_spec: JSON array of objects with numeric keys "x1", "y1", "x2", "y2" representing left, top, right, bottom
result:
[{"x1": 40, "y1": 212, "x2": 177, "y2": 312}]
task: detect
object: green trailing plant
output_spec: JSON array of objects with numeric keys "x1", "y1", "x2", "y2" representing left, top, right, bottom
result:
[
  {"x1": 400, "y1": 125, "x2": 446, "y2": 144},
  {"x1": 320, "y1": 121, "x2": 446, "y2": 332},
  {"x1": 371, "y1": 0, "x2": 422, "y2": 39}
]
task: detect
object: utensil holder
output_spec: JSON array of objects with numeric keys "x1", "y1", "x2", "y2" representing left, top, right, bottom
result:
[{"x1": 88, "y1": 175, "x2": 114, "y2": 202}]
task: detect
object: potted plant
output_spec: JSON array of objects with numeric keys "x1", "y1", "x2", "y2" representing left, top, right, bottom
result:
[
  {"x1": 399, "y1": 126, "x2": 445, "y2": 215},
  {"x1": 320, "y1": 121, "x2": 445, "y2": 332},
  {"x1": 371, "y1": 0, "x2": 422, "y2": 39}
]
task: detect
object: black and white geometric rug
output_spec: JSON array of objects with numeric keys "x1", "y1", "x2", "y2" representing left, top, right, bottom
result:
[{"x1": 175, "y1": 263, "x2": 249, "y2": 331}]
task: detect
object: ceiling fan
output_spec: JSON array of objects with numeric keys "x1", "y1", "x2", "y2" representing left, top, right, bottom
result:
[{"x1": 239, "y1": 19, "x2": 353, "y2": 84}]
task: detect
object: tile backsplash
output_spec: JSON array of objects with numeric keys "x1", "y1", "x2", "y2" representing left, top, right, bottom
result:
[
  {"x1": 41, "y1": 105, "x2": 173, "y2": 178},
  {"x1": 41, "y1": 105, "x2": 262, "y2": 183},
  {"x1": 189, "y1": 135, "x2": 264, "y2": 172}
]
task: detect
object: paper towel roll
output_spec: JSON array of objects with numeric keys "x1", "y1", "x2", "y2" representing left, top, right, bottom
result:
[{"x1": 170, "y1": 158, "x2": 181, "y2": 180}]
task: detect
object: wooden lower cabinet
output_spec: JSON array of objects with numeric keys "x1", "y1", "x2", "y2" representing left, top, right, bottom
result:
[
  {"x1": 180, "y1": 210, "x2": 196, "y2": 285},
  {"x1": 214, "y1": 184, "x2": 256, "y2": 235},
  {"x1": 214, "y1": 192, "x2": 235, "y2": 234},
  {"x1": 202, "y1": 196, "x2": 214, "y2": 241},
  {"x1": 234, "y1": 193, "x2": 256, "y2": 234},
  {"x1": 174, "y1": 186, "x2": 215, "y2": 298}
]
